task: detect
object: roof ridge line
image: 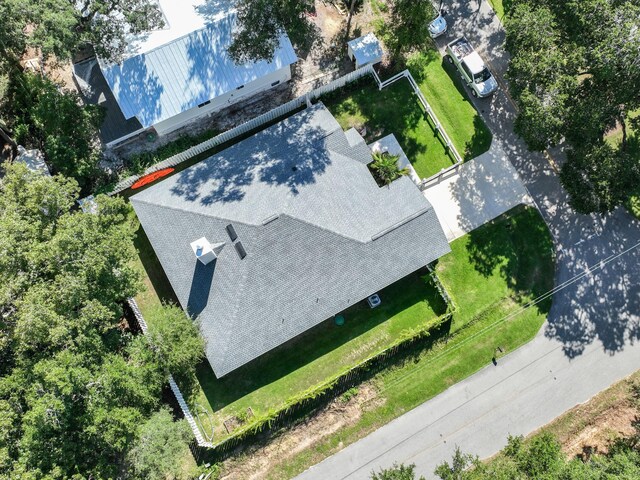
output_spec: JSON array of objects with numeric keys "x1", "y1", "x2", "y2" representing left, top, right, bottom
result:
[
  {"x1": 130, "y1": 196, "x2": 262, "y2": 228},
  {"x1": 370, "y1": 206, "x2": 430, "y2": 241},
  {"x1": 105, "y1": 10, "x2": 237, "y2": 65},
  {"x1": 275, "y1": 213, "x2": 365, "y2": 243}
]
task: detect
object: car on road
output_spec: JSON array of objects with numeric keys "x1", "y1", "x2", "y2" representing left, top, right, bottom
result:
[{"x1": 446, "y1": 37, "x2": 498, "y2": 98}]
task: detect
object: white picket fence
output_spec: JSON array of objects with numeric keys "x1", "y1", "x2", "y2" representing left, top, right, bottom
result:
[
  {"x1": 372, "y1": 69, "x2": 464, "y2": 187},
  {"x1": 127, "y1": 298, "x2": 214, "y2": 448},
  {"x1": 110, "y1": 65, "x2": 375, "y2": 195},
  {"x1": 109, "y1": 63, "x2": 461, "y2": 195}
]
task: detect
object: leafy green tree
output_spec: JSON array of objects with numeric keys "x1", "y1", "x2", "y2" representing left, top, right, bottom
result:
[
  {"x1": 516, "y1": 431, "x2": 563, "y2": 477},
  {"x1": 229, "y1": 0, "x2": 318, "y2": 63},
  {"x1": 505, "y1": 0, "x2": 640, "y2": 213},
  {"x1": 0, "y1": 0, "x2": 164, "y2": 62},
  {"x1": 372, "y1": 462, "x2": 426, "y2": 480},
  {"x1": 370, "y1": 151, "x2": 408, "y2": 186},
  {"x1": 127, "y1": 408, "x2": 195, "y2": 480},
  {"x1": 434, "y1": 447, "x2": 477, "y2": 480},
  {"x1": 375, "y1": 0, "x2": 435, "y2": 61},
  {"x1": 146, "y1": 303, "x2": 206, "y2": 398},
  {"x1": 0, "y1": 163, "x2": 174, "y2": 478},
  {"x1": 561, "y1": 142, "x2": 640, "y2": 214},
  {"x1": 8, "y1": 72, "x2": 103, "y2": 189}
]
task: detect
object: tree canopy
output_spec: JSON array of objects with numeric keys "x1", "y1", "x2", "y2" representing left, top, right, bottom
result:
[
  {"x1": 126, "y1": 409, "x2": 194, "y2": 480},
  {"x1": 0, "y1": 0, "x2": 164, "y2": 63},
  {"x1": 371, "y1": 462, "x2": 426, "y2": 480},
  {"x1": 434, "y1": 429, "x2": 640, "y2": 479},
  {"x1": 228, "y1": 0, "x2": 318, "y2": 63},
  {"x1": 374, "y1": 0, "x2": 436, "y2": 61},
  {"x1": 0, "y1": 164, "x2": 204, "y2": 479},
  {"x1": 6, "y1": 72, "x2": 103, "y2": 190},
  {"x1": 505, "y1": 0, "x2": 640, "y2": 214}
]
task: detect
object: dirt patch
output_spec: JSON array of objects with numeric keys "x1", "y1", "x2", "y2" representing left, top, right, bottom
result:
[
  {"x1": 525, "y1": 372, "x2": 640, "y2": 460},
  {"x1": 220, "y1": 383, "x2": 384, "y2": 480},
  {"x1": 562, "y1": 405, "x2": 637, "y2": 458}
]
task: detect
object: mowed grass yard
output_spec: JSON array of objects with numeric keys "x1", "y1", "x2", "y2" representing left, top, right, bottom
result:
[
  {"x1": 324, "y1": 50, "x2": 491, "y2": 179},
  {"x1": 132, "y1": 232, "x2": 448, "y2": 443},
  {"x1": 250, "y1": 205, "x2": 556, "y2": 479},
  {"x1": 194, "y1": 271, "x2": 447, "y2": 441},
  {"x1": 606, "y1": 110, "x2": 640, "y2": 220},
  {"x1": 489, "y1": 0, "x2": 511, "y2": 19},
  {"x1": 325, "y1": 79, "x2": 457, "y2": 179}
]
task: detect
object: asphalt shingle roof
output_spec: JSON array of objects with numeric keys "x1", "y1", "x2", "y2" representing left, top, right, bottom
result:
[{"x1": 131, "y1": 103, "x2": 450, "y2": 377}]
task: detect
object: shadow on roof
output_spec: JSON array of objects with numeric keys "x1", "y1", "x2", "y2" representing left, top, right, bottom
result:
[
  {"x1": 187, "y1": 259, "x2": 216, "y2": 318},
  {"x1": 168, "y1": 112, "x2": 335, "y2": 204},
  {"x1": 72, "y1": 58, "x2": 144, "y2": 144}
]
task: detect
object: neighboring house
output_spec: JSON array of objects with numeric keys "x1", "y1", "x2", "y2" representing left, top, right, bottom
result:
[
  {"x1": 73, "y1": 0, "x2": 297, "y2": 147},
  {"x1": 131, "y1": 103, "x2": 451, "y2": 377}
]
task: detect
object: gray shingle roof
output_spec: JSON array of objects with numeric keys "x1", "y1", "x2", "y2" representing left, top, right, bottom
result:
[{"x1": 131, "y1": 103, "x2": 450, "y2": 377}]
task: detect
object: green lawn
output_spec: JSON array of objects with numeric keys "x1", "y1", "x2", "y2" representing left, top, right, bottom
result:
[
  {"x1": 245, "y1": 205, "x2": 555, "y2": 479},
  {"x1": 488, "y1": 0, "x2": 510, "y2": 19},
  {"x1": 133, "y1": 233, "x2": 448, "y2": 443},
  {"x1": 324, "y1": 78, "x2": 457, "y2": 179},
  {"x1": 406, "y1": 51, "x2": 493, "y2": 160},
  {"x1": 605, "y1": 110, "x2": 640, "y2": 220},
  {"x1": 324, "y1": 51, "x2": 491, "y2": 180}
]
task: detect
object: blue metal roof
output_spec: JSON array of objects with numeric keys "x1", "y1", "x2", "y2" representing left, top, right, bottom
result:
[{"x1": 100, "y1": 14, "x2": 297, "y2": 128}]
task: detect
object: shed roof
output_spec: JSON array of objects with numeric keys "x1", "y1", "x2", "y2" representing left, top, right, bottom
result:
[
  {"x1": 347, "y1": 33, "x2": 383, "y2": 66},
  {"x1": 131, "y1": 104, "x2": 450, "y2": 377},
  {"x1": 15, "y1": 147, "x2": 50, "y2": 176},
  {"x1": 100, "y1": 11, "x2": 297, "y2": 128}
]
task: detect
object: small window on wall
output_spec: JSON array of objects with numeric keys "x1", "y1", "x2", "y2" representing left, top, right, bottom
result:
[
  {"x1": 197, "y1": 100, "x2": 211, "y2": 108},
  {"x1": 271, "y1": 80, "x2": 280, "y2": 87},
  {"x1": 236, "y1": 85, "x2": 245, "y2": 90}
]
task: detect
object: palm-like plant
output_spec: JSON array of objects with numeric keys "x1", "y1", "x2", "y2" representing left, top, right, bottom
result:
[{"x1": 370, "y1": 151, "x2": 409, "y2": 186}]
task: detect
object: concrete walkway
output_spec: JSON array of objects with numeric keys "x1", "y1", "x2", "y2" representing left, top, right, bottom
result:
[
  {"x1": 422, "y1": 142, "x2": 532, "y2": 241},
  {"x1": 295, "y1": 0, "x2": 640, "y2": 478}
]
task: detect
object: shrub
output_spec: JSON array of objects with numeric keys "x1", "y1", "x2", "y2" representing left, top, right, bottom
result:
[
  {"x1": 369, "y1": 151, "x2": 408, "y2": 186},
  {"x1": 341, "y1": 387, "x2": 359, "y2": 403},
  {"x1": 124, "y1": 129, "x2": 218, "y2": 176},
  {"x1": 8, "y1": 72, "x2": 102, "y2": 190}
]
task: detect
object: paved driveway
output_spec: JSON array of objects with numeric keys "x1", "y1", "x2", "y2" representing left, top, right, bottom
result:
[
  {"x1": 422, "y1": 142, "x2": 532, "y2": 241},
  {"x1": 296, "y1": 1, "x2": 640, "y2": 478}
]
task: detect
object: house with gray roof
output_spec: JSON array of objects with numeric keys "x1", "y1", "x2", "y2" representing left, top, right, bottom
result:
[
  {"x1": 73, "y1": 0, "x2": 297, "y2": 147},
  {"x1": 131, "y1": 103, "x2": 450, "y2": 377}
]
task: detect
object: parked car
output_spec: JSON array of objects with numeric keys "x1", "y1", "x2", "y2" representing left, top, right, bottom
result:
[
  {"x1": 428, "y1": 9, "x2": 448, "y2": 38},
  {"x1": 445, "y1": 37, "x2": 498, "y2": 98}
]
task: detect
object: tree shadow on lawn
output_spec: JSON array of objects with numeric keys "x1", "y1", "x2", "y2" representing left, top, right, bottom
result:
[
  {"x1": 196, "y1": 270, "x2": 447, "y2": 411},
  {"x1": 464, "y1": 205, "x2": 555, "y2": 312},
  {"x1": 423, "y1": 57, "x2": 492, "y2": 160}
]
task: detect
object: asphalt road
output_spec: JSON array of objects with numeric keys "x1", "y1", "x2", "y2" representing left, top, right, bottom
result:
[{"x1": 296, "y1": 1, "x2": 640, "y2": 478}]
